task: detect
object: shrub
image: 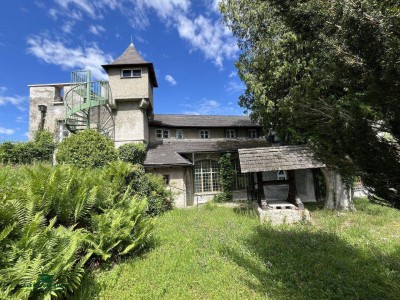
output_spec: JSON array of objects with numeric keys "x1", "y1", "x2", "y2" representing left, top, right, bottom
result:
[
  {"x1": 0, "y1": 162, "x2": 156, "y2": 298},
  {"x1": 118, "y1": 142, "x2": 147, "y2": 165},
  {"x1": 0, "y1": 130, "x2": 55, "y2": 165},
  {"x1": 56, "y1": 130, "x2": 118, "y2": 168},
  {"x1": 218, "y1": 153, "x2": 236, "y2": 202}
]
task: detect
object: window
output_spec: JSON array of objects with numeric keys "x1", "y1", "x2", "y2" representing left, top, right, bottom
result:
[
  {"x1": 277, "y1": 170, "x2": 288, "y2": 180},
  {"x1": 232, "y1": 159, "x2": 249, "y2": 190},
  {"x1": 248, "y1": 129, "x2": 257, "y2": 138},
  {"x1": 194, "y1": 160, "x2": 221, "y2": 193},
  {"x1": 121, "y1": 69, "x2": 142, "y2": 78},
  {"x1": 156, "y1": 129, "x2": 169, "y2": 139},
  {"x1": 176, "y1": 129, "x2": 184, "y2": 139},
  {"x1": 200, "y1": 129, "x2": 210, "y2": 139},
  {"x1": 226, "y1": 129, "x2": 236, "y2": 138}
]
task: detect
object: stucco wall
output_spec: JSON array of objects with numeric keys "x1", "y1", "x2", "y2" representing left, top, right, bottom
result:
[
  {"x1": 113, "y1": 101, "x2": 148, "y2": 147},
  {"x1": 147, "y1": 167, "x2": 187, "y2": 208},
  {"x1": 29, "y1": 85, "x2": 67, "y2": 140},
  {"x1": 108, "y1": 67, "x2": 150, "y2": 102}
]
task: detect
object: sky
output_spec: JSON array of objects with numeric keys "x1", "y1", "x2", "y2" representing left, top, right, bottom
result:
[{"x1": 0, "y1": 0, "x2": 247, "y2": 141}]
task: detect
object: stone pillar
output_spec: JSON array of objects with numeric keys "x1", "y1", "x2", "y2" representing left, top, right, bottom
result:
[{"x1": 288, "y1": 170, "x2": 304, "y2": 210}]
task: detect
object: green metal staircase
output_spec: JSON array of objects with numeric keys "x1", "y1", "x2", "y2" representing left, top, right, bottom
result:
[{"x1": 64, "y1": 70, "x2": 115, "y2": 139}]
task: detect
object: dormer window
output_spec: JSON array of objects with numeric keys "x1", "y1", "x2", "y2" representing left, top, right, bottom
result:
[
  {"x1": 226, "y1": 129, "x2": 236, "y2": 138},
  {"x1": 156, "y1": 129, "x2": 169, "y2": 139},
  {"x1": 121, "y1": 69, "x2": 142, "y2": 78},
  {"x1": 200, "y1": 129, "x2": 210, "y2": 139}
]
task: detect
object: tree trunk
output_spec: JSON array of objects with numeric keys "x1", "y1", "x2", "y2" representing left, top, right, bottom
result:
[{"x1": 321, "y1": 168, "x2": 355, "y2": 211}]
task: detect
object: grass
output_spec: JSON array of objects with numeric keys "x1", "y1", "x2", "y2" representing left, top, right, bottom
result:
[{"x1": 81, "y1": 199, "x2": 400, "y2": 299}]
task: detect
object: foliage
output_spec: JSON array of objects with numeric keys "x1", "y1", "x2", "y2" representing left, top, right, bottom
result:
[
  {"x1": 118, "y1": 142, "x2": 147, "y2": 165},
  {"x1": 0, "y1": 162, "x2": 157, "y2": 299},
  {"x1": 0, "y1": 130, "x2": 55, "y2": 164},
  {"x1": 93, "y1": 199, "x2": 400, "y2": 299},
  {"x1": 217, "y1": 153, "x2": 236, "y2": 201},
  {"x1": 220, "y1": 0, "x2": 400, "y2": 208},
  {"x1": 56, "y1": 130, "x2": 118, "y2": 168}
]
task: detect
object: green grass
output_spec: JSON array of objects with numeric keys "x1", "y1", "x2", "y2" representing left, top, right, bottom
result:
[{"x1": 82, "y1": 199, "x2": 400, "y2": 299}]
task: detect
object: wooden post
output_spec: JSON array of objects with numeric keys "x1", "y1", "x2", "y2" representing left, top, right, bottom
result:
[
  {"x1": 288, "y1": 170, "x2": 304, "y2": 210},
  {"x1": 256, "y1": 172, "x2": 265, "y2": 206}
]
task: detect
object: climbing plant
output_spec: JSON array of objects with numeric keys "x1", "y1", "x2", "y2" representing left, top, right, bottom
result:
[{"x1": 217, "y1": 153, "x2": 236, "y2": 202}]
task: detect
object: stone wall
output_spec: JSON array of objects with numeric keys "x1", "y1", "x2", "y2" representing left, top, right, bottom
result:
[{"x1": 255, "y1": 203, "x2": 311, "y2": 225}]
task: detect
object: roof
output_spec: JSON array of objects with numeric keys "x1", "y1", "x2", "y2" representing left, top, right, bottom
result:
[
  {"x1": 238, "y1": 145, "x2": 325, "y2": 173},
  {"x1": 144, "y1": 138, "x2": 270, "y2": 166},
  {"x1": 102, "y1": 43, "x2": 158, "y2": 87},
  {"x1": 149, "y1": 114, "x2": 261, "y2": 128}
]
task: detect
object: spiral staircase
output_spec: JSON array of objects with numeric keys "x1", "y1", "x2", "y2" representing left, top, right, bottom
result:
[{"x1": 64, "y1": 70, "x2": 115, "y2": 139}]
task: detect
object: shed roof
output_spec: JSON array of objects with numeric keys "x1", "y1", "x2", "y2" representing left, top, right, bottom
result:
[
  {"x1": 238, "y1": 145, "x2": 324, "y2": 173},
  {"x1": 149, "y1": 114, "x2": 261, "y2": 128},
  {"x1": 144, "y1": 138, "x2": 269, "y2": 166},
  {"x1": 102, "y1": 43, "x2": 158, "y2": 87}
]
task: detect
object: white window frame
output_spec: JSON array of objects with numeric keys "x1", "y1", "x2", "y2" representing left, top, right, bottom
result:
[
  {"x1": 194, "y1": 160, "x2": 221, "y2": 193},
  {"x1": 156, "y1": 128, "x2": 170, "y2": 139},
  {"x1": 121, "y1": 68, "x2": 142, "y2": 78},
  {"x1": 226, "y1": 129, "x2": 236, "y2": 138},
  {"x1": 176, "y1": 129, "x2": 184, "y2": 139},
  {"x1": 248, "y1": 129, "x2": 257, "y2": 138},
  {"x1": 200, "y1": 129, "x2": 210, "y2": 139}
]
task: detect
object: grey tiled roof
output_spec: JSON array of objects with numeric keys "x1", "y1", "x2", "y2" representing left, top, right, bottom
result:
[
  {"x1": 144, "y1": 138, "x2": 269, "y2": 166},
  {"x1": 102, "y1": 43, "x2": 158, "y2": 87},
  {"x1": 149, "y1": 114, "x2": 261, "y2": 128},
  {"x1": 238, "y1": 145, "x2": 325, "y2": 173}
]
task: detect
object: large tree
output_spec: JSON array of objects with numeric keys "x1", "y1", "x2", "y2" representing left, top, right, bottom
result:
[{"x1": 220, "y1": 0, "x2": 400, "y2": 208}]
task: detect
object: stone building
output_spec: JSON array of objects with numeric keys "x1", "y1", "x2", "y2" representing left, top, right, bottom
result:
[{"x1": 28, "y1": 43, "x2": 319, "y2": 209}]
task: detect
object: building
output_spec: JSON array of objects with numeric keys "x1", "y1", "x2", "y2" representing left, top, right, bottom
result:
[{"x1": 28, "y1": 43, "x2": 319, "y2": 209}]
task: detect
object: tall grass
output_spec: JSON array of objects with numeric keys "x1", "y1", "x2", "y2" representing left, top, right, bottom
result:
[{"x1": 93, "y1": 199, "x2": 400, "y2": 300}]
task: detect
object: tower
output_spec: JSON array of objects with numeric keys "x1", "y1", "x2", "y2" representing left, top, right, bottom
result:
[{"x1": 102, "y1": 43, "x2": 158, "y2": 146}]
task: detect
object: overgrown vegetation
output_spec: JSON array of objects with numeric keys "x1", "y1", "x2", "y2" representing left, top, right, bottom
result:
[
  {"x1": 215, "y1": 153, "x2": 236, "y2": 202},
  {"x1": 220, "y1": 0, "x2": 400, "y2": 208},
  {"x1": 0, "y1": 130, "x2": 55, "y2": 164},
  {"x1": 0, "y1": 161, "x2": 172, "y2": 299},
  {"x1": 56, "y1": 130, "x2": 118, "y2": 168},
  {"x1": 87, "y1": 199, "x2": 399, "y2": 299},
  {"x1": 118, "y1": 142, "x2": 147, "y2": 165}
]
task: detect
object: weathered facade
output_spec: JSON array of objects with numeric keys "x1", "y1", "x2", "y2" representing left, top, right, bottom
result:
[{"x1": 28, "y1": 44, "x2": 321, "y2": 209}]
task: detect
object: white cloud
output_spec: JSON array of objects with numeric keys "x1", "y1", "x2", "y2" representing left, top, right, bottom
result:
[
  {"x1": 229, "y1": 71, "x2": 236, "y2": 78},
  {"x1": 46, "y1": 0, "x2": 237, "y2": 67},
  {"x1": 62, "y1": 20, "x2": 75, "y2": 33},
  {"x1": 165, "y1": 74, "x2": 177, "y2": 86},
  {"x1": 181, "y1": 99, "x2": 221, "y2": 115},
  {"x1": 16, "y1": 116, "x2": 27, "y2": 123},
  {"x1": 225, "y1": 80, "x2": 245, "y2": 94},
  {"x1": 0, "y1": 87, "x2": 28, "y2": 111},
  {"x1": 89, "y1": 24, "x2": 106, "y2": 36},
  {"x1": 176, "y1": 15, "x2": 238, "y2": 67},
  {"x1": 0, "y1": 127, "x2": 15, "y2": 135},
  {"x1": 27, "y1": 36, "x2": 113, "y2": 80}
]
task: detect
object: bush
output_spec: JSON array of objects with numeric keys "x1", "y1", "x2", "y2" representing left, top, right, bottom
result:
[
  {"x1": 118, "y1": 142, "x2": 147, "y2": 164},
  {"x1": 0, "y1": 130, "x2": 55, "y2": 164},
  {"x1": 0, "y1": 162, "x2": 157, "y2": 298},
  {"x1": 56, "y1": 130, "x2": 118, "y2": 168},
  {"x1": 218, "y1": 153, "x2": 236, "y2": 202}
]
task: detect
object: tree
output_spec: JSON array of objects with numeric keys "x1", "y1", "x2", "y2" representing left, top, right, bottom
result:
[{"x1": 220, "y1": 0, "x2": 400, "y2": 208}]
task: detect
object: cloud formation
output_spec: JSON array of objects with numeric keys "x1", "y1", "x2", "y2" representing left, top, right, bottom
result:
[
  {"x1": 165, "y1": 75, "x2": 177, "y2": 86},
  {"x1": 27, "y1": 36, "x2": 113, "y2": 80},
  {"x1": 0, "y1": 127, "x2": 15, "y2": 135},
  {"x1": 0, "y1": 87, "x2": 28, "y2": 111}
]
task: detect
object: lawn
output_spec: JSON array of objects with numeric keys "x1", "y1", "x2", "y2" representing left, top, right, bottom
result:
[{"x1": 81, "y1": 199, "x2": 400, "y2": 299}]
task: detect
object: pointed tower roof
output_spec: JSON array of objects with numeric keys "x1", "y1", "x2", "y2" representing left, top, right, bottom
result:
[{"x1": 102, "y1": 43, "x2": 158, "y2": 87}]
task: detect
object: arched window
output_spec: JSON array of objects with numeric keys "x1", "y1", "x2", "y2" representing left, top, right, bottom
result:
[
  {"x1": 194, "y1": 160, "x2": 221, "y2": 193},
  {"x1": 277, "y1": 170, "x2": 288, "y2": 180}
]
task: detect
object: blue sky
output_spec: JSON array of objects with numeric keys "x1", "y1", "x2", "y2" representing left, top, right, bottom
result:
[{"x1": 0, "y1": 0, "x2": 246, "y2": 141}]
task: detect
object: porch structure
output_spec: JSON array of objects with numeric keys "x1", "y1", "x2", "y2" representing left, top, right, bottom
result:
[{"x1": 239, "y1": 145, "x2": 324, "y2": 211}]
